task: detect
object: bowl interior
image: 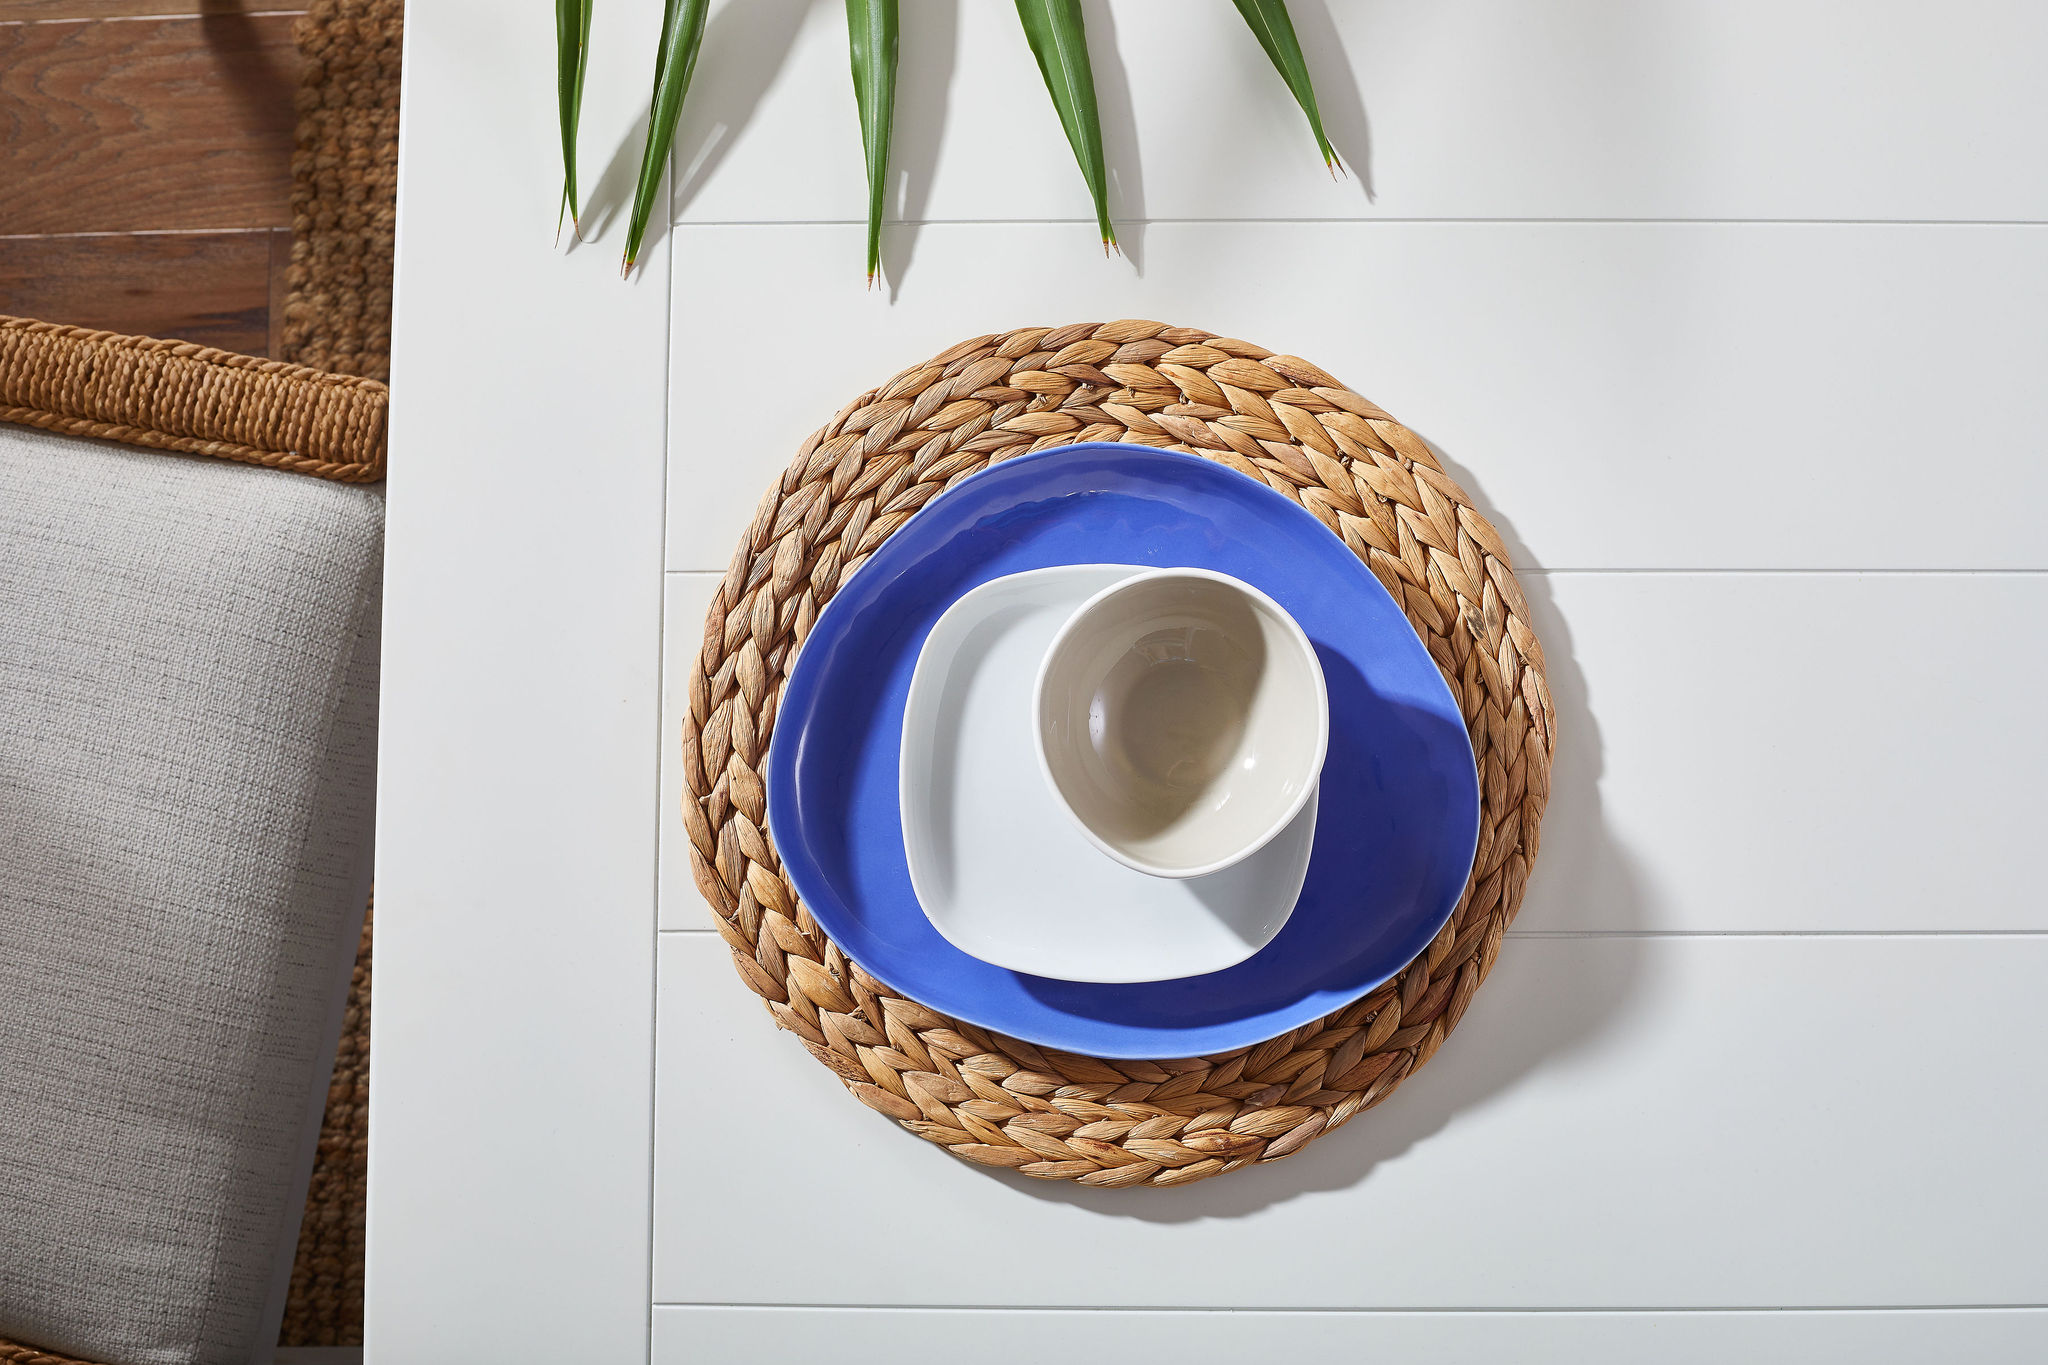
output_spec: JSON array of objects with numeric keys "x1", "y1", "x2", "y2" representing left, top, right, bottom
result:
[{"x1": 1036, "y1": 570, "x2": 1327, "y2": 876}]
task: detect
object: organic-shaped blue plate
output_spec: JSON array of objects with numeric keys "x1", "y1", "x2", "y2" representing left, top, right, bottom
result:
[{"x1": 765, "y1": 443, "x2": 1479, "y2": 1058}]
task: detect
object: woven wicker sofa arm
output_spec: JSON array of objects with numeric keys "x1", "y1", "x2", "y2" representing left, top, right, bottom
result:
[{"x1": 0, "y1": 316, "x2": 388, "y2": 485}]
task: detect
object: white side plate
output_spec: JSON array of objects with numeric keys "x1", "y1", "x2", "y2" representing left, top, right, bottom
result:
[{"x1": 899, "y1": 565, "x2": 1317, "y2": 983}]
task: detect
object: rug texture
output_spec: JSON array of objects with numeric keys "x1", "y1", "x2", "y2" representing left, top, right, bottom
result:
[
  {"x1": 279, "y1": 0, "x2": 401, "y2": 385},
  {"x1": 0, "y1": 5, "x2": 397, "y2": 1358},
  {"x1": 275, "y1": 0, "x2": 401, "y2": 1346}
]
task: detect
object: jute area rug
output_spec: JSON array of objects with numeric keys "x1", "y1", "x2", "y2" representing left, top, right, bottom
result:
[{"x1": 273, "y1": 0, "x2": 400, "y2": 1348}]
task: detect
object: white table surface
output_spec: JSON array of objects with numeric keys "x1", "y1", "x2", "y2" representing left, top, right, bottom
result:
[{"x1": 374, "y1": 3, "x2": 2048, "y2": 1361}]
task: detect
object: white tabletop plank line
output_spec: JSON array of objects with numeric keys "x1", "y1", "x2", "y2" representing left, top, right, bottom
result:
[
  {"x1": 671, "y1": 568, "x2": 2048, "y2": 578},
  {"x1": 671, "y1": 218, "x2": 2048, "y2": 228},
  {"x1": 653, "y1": 1305, "x2": 2048, "y2": 1365},
  {"x1": 666, "y1": 221, "x2": 2048, "y2": 573},
  {"x1": 663, "y1": 0, "x2": 2048, "y2": 227},
  {"x1": 658, "y1": 1301, "x2": 2048, "y2": 1314},
  {"x1": 374, "y1": 1, "x2": 672, "y2": 1361},
  {"x1": 654, "y1": 928, "x2": 2048, "y2": 940},
  {"x1": 659, "y1": 573, "x2": 2048, "y2": 934},
  {"x1": 652, "y1": 933, "x2": 2048, "y2": 1310},
  {"x1": 1518, "y1": 569, "x2": 2048, "y2": 577}
]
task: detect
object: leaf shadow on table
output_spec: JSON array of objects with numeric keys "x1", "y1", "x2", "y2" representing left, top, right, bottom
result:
[
  {"x1": 881, "y1": 1, "x2": 1148, "y2": 289},
  {"x1": 1080, "y1": 0, "x2": 1148, "y2": 277},
  {"x1": 578, "y1": 0, "x2": 813, "y2": 271},
  {"x1": 1288, "y1": 0, "x2": 1376, "y2": 201},
  {"x1": 572, "y1": 108, "x2": 658, "y2": 260},
  {"x1": 671, "y1": 0, "x2": 815, "y2": 220},
  {"x1": 993, "y1": 440, "x2": 1656, "y2": 1221},
  {"x1": 878, "y1": 0, "x2": 960, "y2": 300}
]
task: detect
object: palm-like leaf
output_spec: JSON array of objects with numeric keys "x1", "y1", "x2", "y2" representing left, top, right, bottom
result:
[
  {"x1": 623, "y1": 0, "x2": 712, "y2": 274},
  {"x1": 845, "y1": 0, "x2": 899, "y2": 284},
  {"x1": 1232, "y1": 0, "x2": 1341, "y2": 171},
  {"x1": 1013, "y1": 0, "x2": 1116, "y2": 250},
  {"x1": 556, "y1": 0, "x2": 594, "y2": 233}
]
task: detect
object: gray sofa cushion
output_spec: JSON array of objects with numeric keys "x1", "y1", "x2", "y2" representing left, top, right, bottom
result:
[{"x1": 0, "y1": 423, "x2": 381, "y2": 1365}]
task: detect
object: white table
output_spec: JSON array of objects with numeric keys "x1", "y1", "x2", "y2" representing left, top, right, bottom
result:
[{"x1": 373, "y1": 3, "x2": 2048, "y2": 1361}]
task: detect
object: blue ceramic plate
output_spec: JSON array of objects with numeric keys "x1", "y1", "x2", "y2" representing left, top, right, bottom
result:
[{"x1": 765, "y1": 443, "x2": 1479, "y2": 1058}]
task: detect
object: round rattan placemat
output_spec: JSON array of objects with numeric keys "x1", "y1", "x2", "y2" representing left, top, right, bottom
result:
[{"x1": 681, "y1": 319, "x2": 1554, "y2": 1188}]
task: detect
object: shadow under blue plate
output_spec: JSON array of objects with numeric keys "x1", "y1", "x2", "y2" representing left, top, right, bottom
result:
[{"x1": 766, "y1": 444, "x2": 1479, "y2": 1058}]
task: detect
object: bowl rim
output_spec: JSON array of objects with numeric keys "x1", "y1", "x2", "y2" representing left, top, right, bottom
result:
[{"x1": 1031, "y1": 565, "x2": 1331, "y2": 880}]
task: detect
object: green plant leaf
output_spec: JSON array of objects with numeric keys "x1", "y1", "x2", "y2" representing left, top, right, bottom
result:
[
  {"x1": 1231, "y1": 0, "x2": 1341, "y2": 172},
  {"x1": 845, "y1": 0, "x2": 899, "y2": 285},
  {"x1": 1013, "y1": 0, "x2": 1116, "y2": 249},
  {"x1": 623, "y1": 0, "x2": 712, "y2": 274},
  {"x1": 555, "y1": 0, "x2": 594, "y2": 234}
]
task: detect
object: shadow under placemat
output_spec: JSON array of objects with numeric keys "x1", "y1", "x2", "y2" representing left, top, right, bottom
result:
[{"x1": 996, "y1": 441, "x2": 1649, "y2": 1219}]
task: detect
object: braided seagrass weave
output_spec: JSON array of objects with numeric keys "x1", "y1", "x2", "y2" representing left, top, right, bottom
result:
[
  {"x1": 0, "y1": 316, "x2": 386, "y2": 484},
  {"x1": 683, "y1": 320, "x2": 1553, "y2": 1188}
]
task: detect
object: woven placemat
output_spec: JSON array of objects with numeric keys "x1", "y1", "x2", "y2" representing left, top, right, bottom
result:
[{"x1": 683, "y1": 319, "x2": 1553, "y2": 1187}]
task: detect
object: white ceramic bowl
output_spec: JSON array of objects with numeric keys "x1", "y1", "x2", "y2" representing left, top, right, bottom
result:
[
  {"x1": 1033, "y1": 567, "x2": 1329, "y2": 879},
  {"x1": 900, "y1": 566, "x2": 1317, "y2": 982}
]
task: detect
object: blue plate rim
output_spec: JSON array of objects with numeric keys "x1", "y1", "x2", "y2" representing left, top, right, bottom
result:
[{"x1": 763, "y1": 441, "x2": 1481, "y2": 1059}]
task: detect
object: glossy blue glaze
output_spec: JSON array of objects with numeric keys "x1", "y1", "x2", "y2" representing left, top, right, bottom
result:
[{"x1": 765, "y1": 443, "x2": 1480, "y2": 1058}]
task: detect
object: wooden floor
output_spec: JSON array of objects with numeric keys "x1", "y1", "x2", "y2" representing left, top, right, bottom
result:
[{"x1": 0, "y1": 2, "x2": 302, "y2": 354}]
